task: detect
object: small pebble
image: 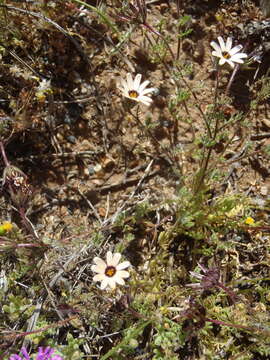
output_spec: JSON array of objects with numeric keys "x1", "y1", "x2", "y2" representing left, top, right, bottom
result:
[
  {"x1": 93, "y1": 164, "x2": 102, "y2": 173},
  {"x1": 67, "y1": 135, "x2": 76, "y2": 144},
  {"x1": 260, "y1": 186, "x2": 268, "y2": 196}
]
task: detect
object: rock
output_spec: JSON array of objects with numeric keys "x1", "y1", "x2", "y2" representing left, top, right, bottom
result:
[
  {"x1": 260, "y1": 186, "x2": 268, "y2": 195},
  {"x1": 261, "y1": 118, "x2": 270, "y2": 129}
]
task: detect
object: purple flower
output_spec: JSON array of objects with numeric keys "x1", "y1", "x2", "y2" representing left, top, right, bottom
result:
[
  {"x1": 9, "y1": 347, "x2": 63, "y2": 360},
  {"x1": 36, "y1": 347, "x2": 63, "y2": 360},
  {"x1": 9, "y1": 347, "x2": 30, "y2": 360}
]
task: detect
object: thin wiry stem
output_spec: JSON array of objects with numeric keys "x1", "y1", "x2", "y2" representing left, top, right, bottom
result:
[
  {"x1": 176, "y1": 0, "x2": 181, "y2": 60},
  {"x1": 213, "y1": 68, "x2": 221, "y2": 138},
  {"x1": 0, "y1": 141, "x2": 10, "y2": 167},
  {"x1": 225, "y1": 63, "x2": 239, "y2": 96}
]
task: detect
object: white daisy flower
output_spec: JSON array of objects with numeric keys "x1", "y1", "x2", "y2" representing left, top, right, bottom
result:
[
  {"x1": 210, "y1": 36, "x2": 248, "y2": 68},
  {"x1": 118, "y1": 73, "x2": 155, "y2": 106},
  {"x1": 91, "y1": 251, "x2": 131, "y2": 290}
]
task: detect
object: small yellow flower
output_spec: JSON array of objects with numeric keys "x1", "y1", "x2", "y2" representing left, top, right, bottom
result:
[
  {"x1": 160, "y1": 306, "x2": 167, "y2": 314},
  {"x1": 0, "y1": 222, "x2": 13, "y2": 235},
  {"x1": 245, "y1": 217, "x2": 255, "y2": 225},
  {"x1": 2, "y1": 222, "x2": 13, "y2": 231}
]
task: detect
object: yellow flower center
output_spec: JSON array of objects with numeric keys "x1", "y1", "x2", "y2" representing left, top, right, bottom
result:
[
  {"x1": 128, "y1": 90, "x2": 139, "y2": 99},
  {"x1": 222, "y1": 52, "x2": 231, "y2": 59},
  {"x1": 105, "y1": 266, "x2": 116, "y2": 277}
]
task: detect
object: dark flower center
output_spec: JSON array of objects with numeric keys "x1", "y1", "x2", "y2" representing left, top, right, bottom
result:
[
  {"x1": 105, "y1": 266, "x2": 116, "y2": 277},
  {"x1": 128, "y1": 90, "x2": 139, "y2": 98},
  {"x1": 222, "y1": 51, "x2": 231, "y2": 59}
]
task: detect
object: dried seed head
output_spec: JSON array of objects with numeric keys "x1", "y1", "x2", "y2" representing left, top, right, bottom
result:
[{"x1": 3, "y1": 165, "x2": 33, "y2": 208}]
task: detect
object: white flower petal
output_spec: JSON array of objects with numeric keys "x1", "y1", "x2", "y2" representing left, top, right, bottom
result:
[
  {"x1": 229, "y1": 44, "x2": 243, "y2": 56},
  {"x1": 212, "y1": 50, "x2": 222, "y2": 57},
  {"x1": 140, "y1": 87, "x2": 155, "y2": 96},
  {"x1": 116, "y1": 261, "x2": 131, "y2": 270},
  {"x1": 111, "y1": 253, "x2": 121, "y2": 267},
  {"x1": 138, "y1": 80, "x2": 150, "y2": 92},
  {"x1": 106, "y1": 251, "x2": 113, "y2": 264},
  {"x1": 227, "y1": 59, "x2": 235, "y2": 68},
  {"x1": 230, "y1": 57, "x2": 244, "y2": 64},
  {"x1": 120, "y1": 79, "x2": 129, "y2": 93},
  {"x1": 210, "y1": 41, "x2": 220, "y2": 52},
  {"x1": 93, "y1": 257, "x2": 106, "y2": 269},
  {"x1": 100, "y1": 278, "x2": 109, "y2": 290},
  {"x1": 93, "y1": 273, "x2": 106, "y2": 282},
  {"x1": 134, "y1": 74, "x2": 142, "y2": 91},
  {"x1": 91, "y1": 264, "x2": 106, "y2": 273},
  {"x1": 225, "y1": 37, "x2": 232, "y2": 51},
  {"x1": 219, "y1": 57, "x2": 226, "y2": 65},
  {"x1": 91, "y1": 264, "x2": 96, "y2": 272},
  {"x1": 231, "y1": 53, "x2": 247, "y2": 60},
  {"x1": 114, "y1": 275, "x2": 125, "y2": 285},
  {"x1": 108, "y1": 277, "x2": 116, "y2": 289},
  {"x1": 116, "y1": 270, "x2": 130, "y2": 278},
  {"x1": 139, "y1": 95, "x2": 153, "y2": 105},
  {"x1": 217, "y1": 36, "x2": 226, "y2": 52},
  {"x1": 123, "y1": 89, "x2": 129, "y2": 98},
  {"x1": 126, "y1": 73, "x2": 134, "y2": 88}
]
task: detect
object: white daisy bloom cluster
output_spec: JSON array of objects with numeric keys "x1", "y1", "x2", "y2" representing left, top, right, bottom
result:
[
  {"x1": 91, "y1": 251, "x2": 131, "y2": 290},
  {"x1": 118, "y1": 73, "x2": 155, "y2": 106},
  {"x1": 210, "y1": 36, "x2": 247, "y2": 68}
]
